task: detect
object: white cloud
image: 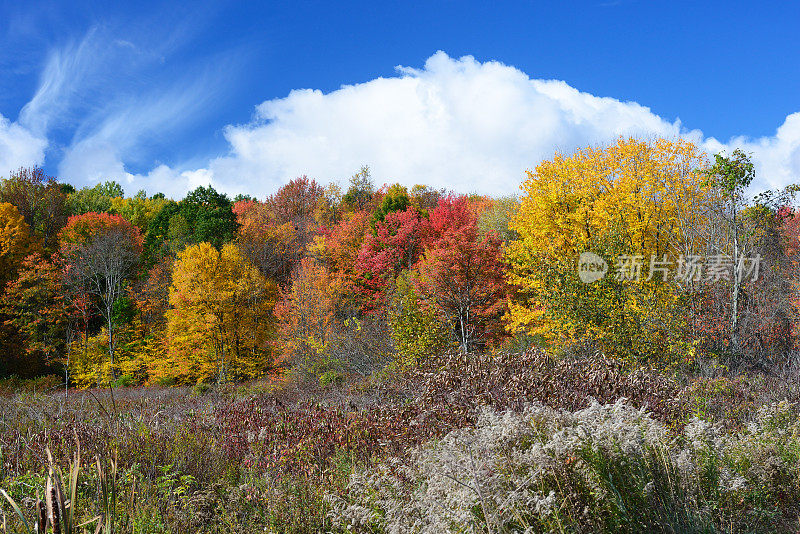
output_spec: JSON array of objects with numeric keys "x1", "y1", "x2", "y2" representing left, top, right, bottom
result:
[
  {"x1": 14, "y1": 50, "x2": 800, "y2": 198},
  {"x1": 719, "y1": 112, "x2": 800, "y2": 191},
  {"x1": 18, "y1": 30, "x2": 102, "y2": 137},
  {"x1": 0, "y1": 113, "x2": 47, "y2": 176},
  {"x1": 129, "y1": 51, "x2": 794, "y2": 199},
  {"x1": 202, "y1": 52, "x2": 693, "y2": 196},
  {"x1": 57, "y1": 75, "x2": 223, "y2": 197}
]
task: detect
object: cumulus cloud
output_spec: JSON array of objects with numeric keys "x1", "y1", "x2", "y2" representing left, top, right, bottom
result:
[
  {"x1": 720, "y1": 113, "x2": 800, "y2": 191},
  {"x1": 121, "y1": 51, "x2": 791, "y2": 198},
  {"x1": 13, "y1": 50, "x2": 800, "y2": 197},
  {"x1": 0, "y1": 113, "x2": 47, "y2": 176},
  {"x1": 194, "y1": 51, "x2": 695, "y2": 197}
]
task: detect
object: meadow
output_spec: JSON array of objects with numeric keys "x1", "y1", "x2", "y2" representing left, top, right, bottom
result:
[{"x1": 3, "y1": 349, "x2": 800, "y2": 532}]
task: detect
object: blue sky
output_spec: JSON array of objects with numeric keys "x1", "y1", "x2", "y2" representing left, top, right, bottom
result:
[{"x1": 1, "y1": 0, "x2": 799, "y2": 197}]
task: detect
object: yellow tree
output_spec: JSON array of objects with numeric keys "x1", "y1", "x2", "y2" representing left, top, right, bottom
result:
[
  {"x1": 505, "y1": 137, "x2": 710, "y2": 364},
  {"x1": 164, "y1": 242, "x2": 277, "y2": 384},
  {"x1": 110, "y1": 192, "x2": 169, "y2": 233},
  {"x1": 0, "y1": 202, "x2": 34, "y2": 286}
]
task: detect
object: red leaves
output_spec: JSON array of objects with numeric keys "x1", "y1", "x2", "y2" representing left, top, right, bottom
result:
[
  {"x1": 414, "y1": 196, "x2": 508, "y2": 351},
  {"x1": 781, "y1": 208, "x2": 800, "y2": 257},
  {"x1": 356, "y1": 207, "x2": 428, "y2": 299}
]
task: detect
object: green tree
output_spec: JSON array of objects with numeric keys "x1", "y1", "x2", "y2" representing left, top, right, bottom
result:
[
  {"x1": 144, "y1": 186, "x2": 239, "y2": 263},
  {"x1": 371, "y1": 183, "x2": 410, "y2": 228},
  {"x1": 66, "y1": 181, "x2": 125, "y2": 215}
]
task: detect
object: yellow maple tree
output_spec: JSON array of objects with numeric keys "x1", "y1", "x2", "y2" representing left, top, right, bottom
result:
[
  {"x1": 0, "y1": 202, "x2": 34, "y2": 286},
  {"x1": 162, "y1": 242, "x2": 277, "y2": 384},
  {"x1": 505, "y1": 137, "x2": 710, "y2": 364}
]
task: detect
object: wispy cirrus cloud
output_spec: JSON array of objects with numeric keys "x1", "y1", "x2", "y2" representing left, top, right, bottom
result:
[
  {"x1": 57, "y1": 63, "x2": 232, "y2": 196},
  {"x1": 0, "y1": 16, "x2": 241, "y2": 192}
]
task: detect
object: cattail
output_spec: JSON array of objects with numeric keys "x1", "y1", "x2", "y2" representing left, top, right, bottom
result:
[
  {"x1": 45, "y1": 474, "x2": 62, "y2": 534},
  {"x1": 36, "y1": 495, "x2": 47, "y2": 533}
]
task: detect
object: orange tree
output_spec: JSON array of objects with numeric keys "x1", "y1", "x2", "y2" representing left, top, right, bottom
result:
[
  {"x1": 274, "y1": 257, "x2": 338, "y2": 373},
  {"x1": 233, "y1": 199, "x2": 298, "y2": 285}
]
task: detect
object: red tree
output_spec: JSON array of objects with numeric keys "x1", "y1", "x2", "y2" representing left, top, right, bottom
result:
[
  {"x1": 414, "y1": 196, "x2": 508, "y2": 352},
  {"x1": 356, "y1": 207, "x2": 429, "y2": 299}
]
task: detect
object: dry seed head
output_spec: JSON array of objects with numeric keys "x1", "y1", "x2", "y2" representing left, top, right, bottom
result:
[{"x1": 36, "y1": 495, "x2": 47, "y2": 533}]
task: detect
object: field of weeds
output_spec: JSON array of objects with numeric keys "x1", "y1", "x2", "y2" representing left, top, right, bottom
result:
[{"x1": 2, "y1": 349, "x2": 800, "y2": 533}]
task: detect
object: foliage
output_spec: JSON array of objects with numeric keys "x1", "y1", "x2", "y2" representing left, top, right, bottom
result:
[
  {"x1": 0, "y1": 202, "x2": 34, "y2": 286},
  {"x1": 143, "y1": 186, "x2": 238, "y2": 263},
  {"x1": 357, "y1": 207, "x2": 428, "y2": 301},
  {"x1": 409, "y1": 184, "x2": 445, "y2": 215},
  {"x1": 388, "y1": 271, "x2": 450, "y2": 367},
  {"x1": 341, "y1": 166, "x2": 376, "y2": 212},
  {"x1": 267, "y1": 176, "x2": 324, "y2": 231},
  {"x1": 477, "y1": 195, "x2": 520, "y2": 242},
  {"x1": 164, "y1": 242, "x2": 277, "y2": 384},
  {"x1": 275, "y1": 257, "x2": 339, "y2": 373},
  {"x1": 0, "y1": 167, "x2": 67, "y2": 252},
  {"x1": 233, "y1": 199, "x2": 299, "y2": 285},
  {"x1": 506, "y1": 137, "x2": 710, "y2": 364},
  {"x1": 311, "y1": 210, "x2": 373, "y2": 316},
  {"x1": 370, "y1": 183, "x2": 410, "y2": 227},
  {"x1": 109, "y1": 191, "x2": 169, "y2": 232},
  {"x1": 67, "y1": 181, "x2": 125, "y2": 215},
  {"x1": 2, "y1": 253, "x2": 69, "y2": 367},
  {"x1": 59, "y1": 212, "x2": 143, "y2": 373},
  {"x1": 416, "y1": 196, "x2": 508, "y2": 352}
]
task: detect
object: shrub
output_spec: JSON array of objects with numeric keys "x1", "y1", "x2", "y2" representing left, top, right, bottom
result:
[
  {"x1": 330, "y1": 400, "x2": 800, "y2": 533},
  {"x1": 112, "y1": 374, "x2": 136, "y2": 388},
  {"x1": 192, "y1": 382, "x2": 212, "y2": 396}
]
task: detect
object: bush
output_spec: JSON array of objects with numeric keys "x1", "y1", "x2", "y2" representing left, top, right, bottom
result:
[
  {"x1": 112, "y1": 374, "x2": 136, "y2": 388},
  {"x1": 319, "y1": 370, "x2": 345, "y2": 388},
  {"x1": 193, "y1": 382, "x2": 212, "y2": 396}
]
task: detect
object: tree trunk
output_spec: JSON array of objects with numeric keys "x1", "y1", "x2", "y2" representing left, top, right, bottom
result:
[
  {"x1": 107, "y1": 308, "x2": 116, "y2": 381},
  {"x1": 731, "y1": 208, "x2": 740, "y2": 353}
]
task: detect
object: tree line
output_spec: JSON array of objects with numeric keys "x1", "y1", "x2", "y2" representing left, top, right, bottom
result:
[{"x1": 0, "y1": 137, "x2": 797, "y2": 387}]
